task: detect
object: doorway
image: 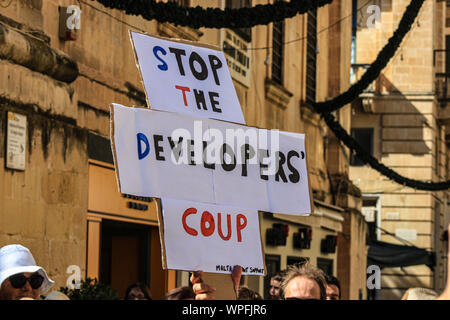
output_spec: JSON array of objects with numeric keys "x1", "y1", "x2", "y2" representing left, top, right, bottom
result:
[{"x1": 100, "y1": 219, "x2": 151, "y2": 298}]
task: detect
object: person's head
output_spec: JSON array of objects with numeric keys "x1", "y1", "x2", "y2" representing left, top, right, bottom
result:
[
  {"x1": 237, "y1": 286, "x2": 263, "y2": 300},
  {"x1": 269, "y1": 271, "x2": 284, "y2": 300},
  {"x1": 281, "y1": 262, "x2": 326, "y2": 300},
  {"x1": 0, "y1": 244, "x2": 54, "y2": 300},
  {"x1": 165, "y1": 286, "x2": 196, "y2": 300},
  {"x1": 324, "y1": 274, "x2": 341, "y2": 300},
  {"x1": 124, "y1": 282, "x2": 152, "y2": 300}
]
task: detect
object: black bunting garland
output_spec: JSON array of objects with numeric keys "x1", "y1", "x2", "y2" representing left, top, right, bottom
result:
[
  {"x1": 312, "y1": 0, "x2": 425, "y2": 114},
  {"x1": 94, "y1": 0, "x2": 448, "y2": 190},
  {"x1": 93, "y1": 0, "x2": 333, "y2": 29},
  {"x1": 322, "y1": 112, "x2": 450, "y2": 191},
  {"x1": 317, "y1": 0, "x2": 450, "y2": 191}
]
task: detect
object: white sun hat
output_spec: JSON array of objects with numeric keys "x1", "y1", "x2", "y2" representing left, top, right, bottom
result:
[{"x1": 0, "y1": 245, "x2": 54, "y2": 294}]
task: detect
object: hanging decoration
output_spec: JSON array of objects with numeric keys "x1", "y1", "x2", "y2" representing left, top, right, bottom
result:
[
  {"x1": 93, "y1": 0, "x2": 333, "y2": 29},
  {"x1": 312, "y1": 0, "x2": 425, "y2": 114},
  {"x1": 322, "y1": 112, "x2": 450, "y2": 191}
]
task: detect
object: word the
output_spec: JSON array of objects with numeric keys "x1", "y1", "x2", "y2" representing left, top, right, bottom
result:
[
  {"x1": 182, "y1": 208, "x2": 248, "y2": 242},
  {"x1": 66, "y1": 5, "x2": 81, "y2": 30},
  {"x1": 153, "y1": 46, "x2": 224, "y2": 113}
]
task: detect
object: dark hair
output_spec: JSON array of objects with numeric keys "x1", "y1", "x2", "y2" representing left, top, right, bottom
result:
[
  {"x1": 124, "y1": 282, "x2": 152, "y2": 300},
  {"x1": 324, "y1": 274, "x2": 341, "y2": 298},
  {"x1": 281, "y1": 262, "x2": 327, "y2": 300},
  {"x1": 165, "y1": 286, "x2": 196, "y2": 300},
  {"x1": 270, "y1": 270, "x2": 286, "y2": 282},
  {"x1": 237, "y1": 286, "x2": 263, "y2": 300}
]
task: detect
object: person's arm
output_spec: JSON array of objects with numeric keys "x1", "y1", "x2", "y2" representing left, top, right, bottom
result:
[
  {"x1": 190, "y1": 271, "x2": 216, "y2": 300},
  {"x1": 436, "y1": 224, "x2": 450, "y2": 300},
  {"x1": 190, "y1": 266, "x2": 243, "y2": 300},
  {"x1": 231, "y1": 265, "x2": 242, "y2": 296}
]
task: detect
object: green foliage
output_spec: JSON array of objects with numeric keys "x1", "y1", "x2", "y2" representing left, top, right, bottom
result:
[{"x1": 59, "y1": 278, "x2": 119, "y2": 300}]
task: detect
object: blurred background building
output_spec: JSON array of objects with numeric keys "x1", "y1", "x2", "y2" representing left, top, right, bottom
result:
[
  {"x1": 350, "y1": 0, "x2": 449, "y2": 299},
  {"x1": 1, "y1": 0, "x2": 445, "y2": 300}
]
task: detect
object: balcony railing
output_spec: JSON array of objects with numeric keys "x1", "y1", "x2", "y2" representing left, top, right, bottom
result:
[{"x1": 435, "y1": 73, "x2": 450, "y2": 107}]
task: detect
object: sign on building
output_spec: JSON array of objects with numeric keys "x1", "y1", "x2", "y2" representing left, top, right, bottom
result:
[
  {"x1": 6, "y1": 112, "x2": 27, "y2": 171},
  {"x1": 130, "y1": 31, "x2": 246, "y2": 124},
  {"x1": 222, "y1": 30, "x2": 251, "y2": 88}
]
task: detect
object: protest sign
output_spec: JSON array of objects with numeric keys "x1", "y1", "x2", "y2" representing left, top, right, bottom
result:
[
  {"x1": 158, "y1": 198, "x2": 265, "y2": 276},
  {"x1": 130, "y1": 31, "x2": 246, "y2": 124},
  {"x1": 110, "y1": 103, "x2": 313, "y2": 216}
]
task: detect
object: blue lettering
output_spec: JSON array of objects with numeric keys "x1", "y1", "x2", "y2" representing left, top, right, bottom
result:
[
  {"x1": 137, "y1": 133, "x2": 150, "y2": 160},
  {"x1": 153, "y1": 46, "x2": 168, "y2": 71}
]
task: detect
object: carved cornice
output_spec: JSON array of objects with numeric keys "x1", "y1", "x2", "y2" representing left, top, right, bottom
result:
[
  {"x1": 157, "y1": 22, "x2": 203, "y2": 41},
  {"x1": 265, "y1": 78, "x2": 293, "y2": 110}
]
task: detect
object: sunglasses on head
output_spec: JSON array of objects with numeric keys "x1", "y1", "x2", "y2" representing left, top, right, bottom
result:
[{"x1": 9, "y1": 273, "x2": 44, "y2": 290}]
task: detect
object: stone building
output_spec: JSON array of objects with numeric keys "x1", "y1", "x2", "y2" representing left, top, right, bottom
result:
[
  {"x1": 350, "y1": 0, "x2": 449, "y2": 299},
  {"x1": 0, "y1": 0, "x2": 366, "y2": 299}
]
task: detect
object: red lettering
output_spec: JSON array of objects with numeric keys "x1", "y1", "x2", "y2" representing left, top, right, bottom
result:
[
  {"x1": 182, "y1": 208, "x2": 248, "y2": 243},
  {"x1": 182, "y1": 207, "x2": 198, "y2": 236},
  {"x1": 236, "y1": 214, "x2": 247, "y2": 243},
  {"x1": 201, "y1": 211, "x2": 215, "y2": 237},
  {"x1": 217, "y1": 213, "x2": 232, "y2": 241},
  {"x1": 175, "y1": 85, "x2": 191, "y2": 106}
]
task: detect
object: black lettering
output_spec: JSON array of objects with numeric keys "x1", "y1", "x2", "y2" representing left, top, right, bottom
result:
[
  {"x1": 275, "y1": 151, "x2": 288, "y2": 183},
  {"x1": 168, "y1": 136, "x2": 184, "y2": 161},
  {"x1": 187, "y1": 139, "x2": 196, "y2": 166},
  {"x1": 209, "y1": 91, "x2": 222, "y2": 113},
  {"x1": 189, "y1": 52, "x2": 208, "y2": 80},
  {"x1": 153, "y1": 135, "x2": 165, "y2": 161},
  {"x1": 241, "y1": 144, "x2": 255, "y2": 177},
  {"x1": 194, "y1": 89, "x2": 208, "y2": 110},
  {"x1": 259, "y1": 149, "x2": 269, "y2": 181},
  {"x1": 287, "y1": 150, "x2": 300, "y2": 183},
  {"x1": 221, "y1": 143, "x2": 236, "y2": 172},
  {"x1": 208, "y1": 55, "x2": 223, "y2": 86},
  {"x1": 169, "y1": 47, "x2": 187, "y2": 76},
  {"x1": 203, "y1": 141, "x2": 216, "y2": 170}
]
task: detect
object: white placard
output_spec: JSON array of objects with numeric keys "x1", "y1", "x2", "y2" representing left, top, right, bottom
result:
[
  {"x1": 6, "y1": 112, "x2": 27, "y2": 171},
  {"x1": 160, "y1": 198, "x2": 265, "y2": 275},
  {"x1": 131, "y1": 31, "x2": 246, "y2": 124},
  {"x1": 111, "y1": 103, "x2": 313, "y2": 216}
]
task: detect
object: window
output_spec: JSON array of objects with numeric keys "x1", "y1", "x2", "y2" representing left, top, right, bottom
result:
[
  {"x1": 305, "y1": 8, "x2": 317, "y2": 105},
  {"x1": 350, "y1": 128, "x2": 374, "y2": 166},
  {"x1": 270, "y1": 0, "x2": 284, "y2": 85},
  {"x1": 446, "y1": 36, "x2": 450, "y2": 74},
  {"x1": 168, "y1": 0, "x2": 190, "y2": 6},
  {"x1": 287, "y1": 256, "x2": 309, "y2": 268},
  {"x1": 264, "y1": 254, "x2": 280, "y2": 299},
  {"x1": 317, "y1": 258, "x2": 333, "y2": 276},
  {"x1": 362, "y1": 197, "x2": 379, "y2": 243},
  {"x1": 226, "y1": 0, "x2": 252, "y2": 42}
]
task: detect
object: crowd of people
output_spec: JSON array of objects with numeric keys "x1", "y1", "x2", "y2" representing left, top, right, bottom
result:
[{"x1": 1, "y1": 223, "x2": 450, "y2": 301}]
